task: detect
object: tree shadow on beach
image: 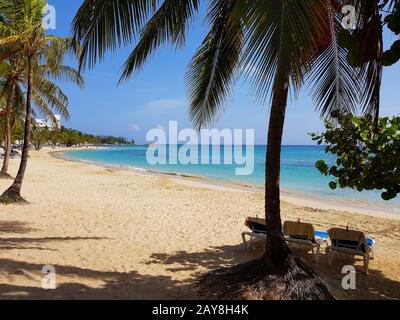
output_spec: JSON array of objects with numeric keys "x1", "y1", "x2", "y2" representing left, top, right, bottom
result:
[
  {"x1": 0, "y1": 219, "x2": 108, "y2": 251},
  {"x1": 309, "y1": 252, "x2": 400, "y2": 300},
  {"x1": 0, "y1": 220, "x2": 36, "y2": 234},
  {"x1": 0, "y1": 258, "x2": 195, "y2": 299},
  {"x1": 146, "y1": 240, "x2": 400, "y2": 300},
  {"x1": 0, "y1": 236, "x2": 107, "y2": 251},
  {"x1": 145, "y1": 243, "x2": 259, "y2": 273},
  {"x1": 1, "y1": 219, "x2": 399, "y2": 300},
  {"x1": 0, "y1": 220, "x2": 194, "y2": 299}
]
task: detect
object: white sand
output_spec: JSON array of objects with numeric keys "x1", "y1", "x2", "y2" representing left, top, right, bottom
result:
[{"x1": 0, "y1": 148, "x2": 399, "y2": 300}]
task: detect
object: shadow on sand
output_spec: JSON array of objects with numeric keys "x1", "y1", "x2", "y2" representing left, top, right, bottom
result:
[
  {"x1": 0, "y1": 220, "x2": 194, "y2": 299},
  {"x1": 0, "y1": 258, "x2": 196, "y2": 299},
  {"x1": 1, "y1": 220, "x2": 399, "y2": 299},
  {"x1": 146, "y1": 240, "x2": 400, "y2": 300},
  {"x1": 0, "y1": 220, "x2": 35, "y2": 234}
]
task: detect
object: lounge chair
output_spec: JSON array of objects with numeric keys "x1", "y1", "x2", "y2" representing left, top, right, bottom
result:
[
  {"x1": 1, "y1": 150, "x2": 19, "y2": 159},
  {"x1": 325, "y1": 227, "x2": 376, "y2": 274},
  {"x1": 241, "y1": 217, "x2": 267, "y2": 249},
  {"x1": 283, "y1": 220, "x2": 327, "y2": 262}
]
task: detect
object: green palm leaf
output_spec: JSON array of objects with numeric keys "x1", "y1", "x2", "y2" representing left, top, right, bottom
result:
[
  {"x1": 40, "y1": 63, "x2": 84, "y2": 88},
  {"x1": 353, "y1": 0, "x2": 384, "y2": 119},
  {"x1": 32, "y1": 92, "x2": 58, "y2": 125},
  {"x1": 32, "y1": 77, "x2": 70, "y2": 120},
  {"x1": 240, "y1": 0, "x2": 328, "y2": 103},
  {"x1": 308, "y1": 2, "x2": 360, "y2": 118},
  {"x1": 72, "y1": 0, "x2": 157, "y2": 69},
  {"x1": 186, "y1": 0, "x2": 243, "y2": 129},
  {"x1": 120, "y1": 0, "x2": 200, "y2": 82}
]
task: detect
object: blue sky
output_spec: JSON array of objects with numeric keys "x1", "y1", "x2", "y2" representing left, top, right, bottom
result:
[{"x1": 51, "y1": 0, "x2": 399, "y2": 145}]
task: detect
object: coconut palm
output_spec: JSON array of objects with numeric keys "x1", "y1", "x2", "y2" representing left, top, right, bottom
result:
[
  {"x1": 72, "y1": 0, "x2": 384, "y2": 275},
  {"x1": 0, "y1": 56, "x2": 82, "y2": 179},
  {"x1": 0, "y1": 58, "x2": 22, "y2": 178},
  {"x1": 0, "y1": 0, "x2": 83, "y2": 202}
]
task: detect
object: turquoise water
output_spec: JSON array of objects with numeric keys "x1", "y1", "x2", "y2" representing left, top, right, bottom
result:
[{"x1": 65, "y1": 145, "x2": 400, "y2": 211}]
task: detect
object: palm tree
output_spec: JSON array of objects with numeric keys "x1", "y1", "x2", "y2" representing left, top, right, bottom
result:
[
  {"x1": 72, "y1": 0, "x2": 383, "y2": 274},
  {"x1": 0, "y1": 56, "x2": 82, "y2": 178},
  {"x1": 0, "y1": 58, "x2": 22, "y2": 178},
  {"x1": 0, "y1": 0, "x2": 83, "y2": 202}
]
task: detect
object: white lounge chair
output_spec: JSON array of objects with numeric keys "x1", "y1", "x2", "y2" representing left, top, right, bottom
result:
[
  {"x1": 241, "y1": 217, "x2": 267, "y2": 249},
  {"x1": 326, "y1": 228, "x2": 376, "y2": 274},
  {"x1": 283, "y1": 220, "x2": 326, "y2": 262}
]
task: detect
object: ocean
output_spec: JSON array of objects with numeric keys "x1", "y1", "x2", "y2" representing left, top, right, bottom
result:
[{"x1": 64, "y1": 145, "x2": 400, "y2": 213}]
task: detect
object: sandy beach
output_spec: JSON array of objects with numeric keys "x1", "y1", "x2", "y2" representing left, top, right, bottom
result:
[{"x1": 0, "y1": 148, "x2": 400, "y2": 300}]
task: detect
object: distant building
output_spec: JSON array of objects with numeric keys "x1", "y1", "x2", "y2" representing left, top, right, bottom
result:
[{"x1": 34, "y1": 115, "x2": 61, "y2": 130}]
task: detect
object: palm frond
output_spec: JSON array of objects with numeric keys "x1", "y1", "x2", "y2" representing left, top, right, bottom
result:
[
  {"x1": 0, "y1": 62, "x2": 12, "y2": 79},
  {"x1": 32, "y1": 92, "x2": 58, "y2": 125},
  {"x1": 0, "y1": 21, "x2": 18, "y2": 38},
  {"x1": 353, "y1": 0, "x2": 383, "y2": 119},
  {"x1": 241, "y1": 0, "x2": 328, "y2": 104},
  {"x1": 120, "y1": 0, "x2": 200, "y2": 82},
  {"x1": 308, "y1": 0, "x2": 384, "y2": 120},
  {"x1": 0, "y1": 0, "x2": 45, "y2": 33},
  {"x1": 308, "y1": 1, "x2": 360, "y2": 119},
  {"x1": 32, "y1": 77, "x2": 70, "y2": 120},
  {"x1": 72, "y1": 0, "x2": 157, "y2": 69},
  {"x1": 0, "y1": 34, "x2": 27, "y2": 47},
  {"x1": 41, "y1": 64, "x2": 84, "y2": 88},
  {"x1": 43, "y1": 37, "x2": 79, "y2": 66},
  {"x1": 0, "y1": 76, "x2": 11, "y2": 101},
  {"x1": 185, "y1": 0, "x2": 243, "y2": 129},
  {"x1": 12, "y1": 83, "x2": 25, "y2": 115}
]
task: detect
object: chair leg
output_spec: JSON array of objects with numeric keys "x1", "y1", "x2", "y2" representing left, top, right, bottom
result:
[
  {"x1": 310, "y1": 247, "x2": 315, "y2": 261},
  {"x1": 248, "y1": 234, "x2": 253, "y2": 249},
  {"x1": 315, "y1": 245, "x2": 320, "y2": 262},
  {"x1": 327, "y1": 248, "x2": 334, "y2": 266},
  {"x1": 363, "y1": 254, "x2": 369, "y2": 274},
  {"x1": 370, "y1": 243, "x2": 375, "y2": 260},
  {"x1": 241, "y1": 232, "x2": 246, "y2": 244}
]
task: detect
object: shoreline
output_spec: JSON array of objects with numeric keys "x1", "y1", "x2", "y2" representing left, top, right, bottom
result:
[{"x1": 52, "y1": 149, "x2": 400, "y2": 221}]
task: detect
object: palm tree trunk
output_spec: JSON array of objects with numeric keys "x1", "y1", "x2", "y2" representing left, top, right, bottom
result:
[
  {"x1": 263, "y1": 71, "x2": 291, "y2": 274},
  {"x1": 0, "y1": 81, "x2": 16, "y2": 179},
  {"x1": 0, "y1": 57, "x2": 33, "y2": 203}
]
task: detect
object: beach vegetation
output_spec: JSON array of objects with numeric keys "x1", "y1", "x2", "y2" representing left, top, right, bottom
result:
[
  {"x1": 0, "y1": 55, "x2": 79, "y2": 178},
  {"x1": 31, "y1": 125, "x2": 51, "y2": 150},
  {"x1": 0, "y1": 0, "x2": 83, "y2": 203},
  {"x1": 310, "y1": 112, "x2": 400, "y2": 201},
  {"x1": 383, "y1": 0, "x2": 400, "y2": 66},
  {"x1": 340, "y1": 0, "x2": 400, "y2": 68},
  {"x1": 30, "y1": 126, "x2": 134, "y2": 149},
  {"x1": 0, "y1": 58, "x2": 21, "y2": 179}
]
